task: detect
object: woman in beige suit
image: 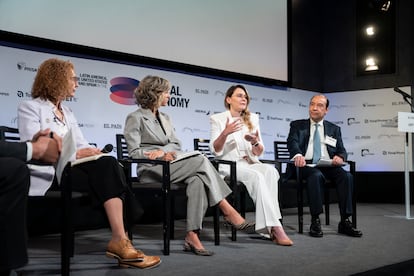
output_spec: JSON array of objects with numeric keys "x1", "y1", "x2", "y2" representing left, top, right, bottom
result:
[
  {"x1": 210, "y1": 84, "x2": 292, "y2": 246},
  {"x1": 124, "y1": 75, "x2": 253, "y2": 256}
]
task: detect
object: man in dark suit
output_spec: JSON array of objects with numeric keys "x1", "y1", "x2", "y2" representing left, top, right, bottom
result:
[
  {"x1": 287, "y1": 94, "x2": 362, "y2": 238},
  {"x1": 0, "y1": 129, "x2": 60, "y2": 276}
]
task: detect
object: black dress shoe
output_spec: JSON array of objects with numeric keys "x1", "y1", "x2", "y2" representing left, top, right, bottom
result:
[
  {"x1": 309, "y1": 218, "x2": 323, "y2": 237},
  {"x1": 338, "y1": 219, "x2": 362, "y2": 237}
]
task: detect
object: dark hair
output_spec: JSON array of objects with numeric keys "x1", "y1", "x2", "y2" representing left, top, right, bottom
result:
[
  {"x1": 225, "y1": 84, "x2": 253, "y2": 132},
  {"x1": 310, "y1": 94, "x2": 329, "y2": 108}
]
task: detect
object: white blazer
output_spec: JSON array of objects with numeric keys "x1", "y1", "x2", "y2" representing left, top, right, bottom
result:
[
  {"x1": 18, "y1": 98, "x2": 91, "y2": 195},
  {"x1": 209, "y1": 110, "x2": 263, "y2": 164}
]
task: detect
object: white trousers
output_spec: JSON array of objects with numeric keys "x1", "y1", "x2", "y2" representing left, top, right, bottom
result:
[{"x1": 221, "y1": 160, "x2": 282, "y2": 234}]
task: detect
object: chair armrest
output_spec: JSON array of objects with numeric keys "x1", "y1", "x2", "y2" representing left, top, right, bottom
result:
[
  {"x1": 118, "y1": 158, "x2": 171, "y2": 191},
  {"x1": 209, "y1": 158, "x2": 237, "y2": 187}
]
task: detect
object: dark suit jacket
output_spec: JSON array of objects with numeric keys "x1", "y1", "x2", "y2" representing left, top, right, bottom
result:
[
  {"x1": 287, "y1": 119, "x2": 347, "y2": 161},
  {"x1": 0, "y1": 140, "x2": 27, "y2": 161}
]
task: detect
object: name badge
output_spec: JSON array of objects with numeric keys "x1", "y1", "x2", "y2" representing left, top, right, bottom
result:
[{"x1": 324, "y1": 136, "x2": 337, "y2": 147}]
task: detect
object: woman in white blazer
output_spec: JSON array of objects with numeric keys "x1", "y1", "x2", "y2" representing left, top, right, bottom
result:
[
  {"x1": 17, "y1": 58, "x2": 160, "y2": 269},
  {"x1": 210, "y1": 84, "x2": 293, "y2": 246}
]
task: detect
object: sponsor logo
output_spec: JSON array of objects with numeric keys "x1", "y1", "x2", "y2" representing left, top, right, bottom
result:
[
  {"x1": 17, "y1": 90, "x2": 31, "y2": 98},
  {"x1": 391, "y1": 101, "x2": 408, "y2": 106},
  {"x1": 277, "y1": 99, "x2": 294, "y2": 105},
  {"x1": 266, "y1": 115, "x2": 283, "y2": 121},
  {"x1": 381, "y1": 116, "x2": 398, "y2": 128},
  {"x1": 355, "y1": 135, "x2": 371, "y2": 140},
  {"x1": 382, "y1": 150, "x2": 404, "y2": 156},
  {"x1": 195, "y1": 109, "x2": 210, "y2": 115},
  {"x1": 182, "y1": 127, "x2": 208, "y2": 133},
  {"x1": 0, "y1": 91, "x2": 10, "y2": 96},
  {"x1": 276, "y1": 133, "x2": 287, "y2": 139},
  {"x1": 16, "y1": 62, "x2": 37, "y2": 72},
  {"x1": 78, "y1": 123, "x2": 95, "y2": 128},
  {"x1": 332, "y1": 121, "x2": 344, "y2": 125},
  {"x1": 262, "y1": 98, "x2": 273, "y2": 103},
  {"x1": 377, "y1": 134, "x2": 401, "y2": 139},
  {"x1": 78, "y1": 73, "x2": 108, "y2": 88},
  {"x1": 362, "y1": 102, "x2": 384, "y2": 107},
  {"x1": 103, "y1": 123, "x2": 122, "y2": 129},
  {"x1": 330, "y1": 104, "x2": 353, "y2": 109},
  {"x1": 361, "y1": 149, "x2": 374, "y2": 157},
  {"x1": 347, "y1": 118, "x2": 361, "y2": 125},
  {"x1": 214, "y1": 90, "x2": 225, "y2": 97},
  {"x1": 298, "y1": 102, "x2": 307, "y2": 108},
  {"x1": 195, "y1": 88, "x2": 209, "y2": 95},
  {"x1": 109, "y1": 77, "x2": 139, "y2": 105}
]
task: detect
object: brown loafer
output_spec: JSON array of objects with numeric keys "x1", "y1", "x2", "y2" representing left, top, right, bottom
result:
[
  {"x1": 106, "y1": 239, "x2": 145, "y2": 262},
  {"x1": 119, "y1": 255, "x2": 162, "y2": 269}
]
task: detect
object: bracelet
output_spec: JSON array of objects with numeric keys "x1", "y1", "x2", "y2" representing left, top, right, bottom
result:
[{"x1": 253, "y1": 142, "x2": 259, "y2": 147}]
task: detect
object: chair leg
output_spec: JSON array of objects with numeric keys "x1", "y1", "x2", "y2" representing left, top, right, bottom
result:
[
  {"x1": 163, "y1": 193, "x2": 171, "y2": 255},
  {"x1": 298, "y1": 184, "x2": 304, "y2": 234},
  {"x1": 213, "y1": 206, "x2": 220, "y2": 245},
  {"x1": 324, "y1": 188, "x2": 330, "y2": 225}
]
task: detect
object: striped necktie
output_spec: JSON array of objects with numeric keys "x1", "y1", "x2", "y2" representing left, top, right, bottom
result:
[{"x1": 312, "y1": 123, "x2": 321, "y2": 164}]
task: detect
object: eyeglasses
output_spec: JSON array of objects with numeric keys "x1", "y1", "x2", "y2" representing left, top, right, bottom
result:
[{"x1": 232, "y1": 93, "x2": 248, "y2": 99}]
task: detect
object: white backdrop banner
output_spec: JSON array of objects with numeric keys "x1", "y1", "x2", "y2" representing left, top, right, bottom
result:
[{"x1": 0, "y1": 44, "x2": 411, "y2": 171}]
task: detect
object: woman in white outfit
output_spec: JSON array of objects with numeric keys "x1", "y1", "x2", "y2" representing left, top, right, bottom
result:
[{"x1": 210, "y1": 84, "x2": 293, "y2": 246}]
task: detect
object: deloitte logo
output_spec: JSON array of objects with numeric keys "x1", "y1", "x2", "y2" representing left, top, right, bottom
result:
[{"x1": 109, "y1": 77, "x2": 139, "y2": 105}]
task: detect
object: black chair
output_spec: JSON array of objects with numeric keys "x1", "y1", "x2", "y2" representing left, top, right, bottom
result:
[
  {"x1": 193, "y1": 138, "x2": 249, "y2": 241},
  {"x1": 116, "y1": 134, "x2": 220, "y2": 255},
  {"x1": 274, "y1": 141, "x2": 357, "y2": 234},
  {"x1": 0, "y1": 126, "x2": 92, "y2": 276}
]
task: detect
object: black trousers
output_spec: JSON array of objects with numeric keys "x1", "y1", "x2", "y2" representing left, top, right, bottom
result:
[
  {"x1": 300, "y1": 166, "x2": 353, "y2": 218},
  {"x1": 49, "y1": 156, "x2": 143, "y2": 228},
  {"x1": 0, "y1": 158, "x2": 29, "y2": 272}
]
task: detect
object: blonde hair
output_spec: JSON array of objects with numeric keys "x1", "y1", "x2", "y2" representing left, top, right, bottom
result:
[{"x1": 134, "y1": 75, "x2": 171, "y2": 110}]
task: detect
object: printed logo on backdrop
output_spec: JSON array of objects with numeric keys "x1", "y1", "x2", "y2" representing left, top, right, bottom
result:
[
  {"x1": 382, "y1": 150, "x2": 404, "y2": 156},
  {"x1": 380, "y1": 116, "x2": 398, "y2": 128},
  {"x1": 347, "y1": 118, "x2": 361, "y2": 126},
  {"x1": 329, "y1": 104, "x2": 354, "y2": 109},
  {"x1": 391, "y1": 100, "x2": 407, "y2": 106},
  {"x1": 78, "y1": 122, "x2": 95, "y2": 129},
  {"x1": 298, "y1": 102, "x2": 307, "y2": 108},
  {"x1": 361, "y1": 149, "x2": 374, "y2": 157},
  {"x1": 262, "y1": 97, "x2": 273, "y2": 104},
  {"x1": 266, "y1": 115, "x2": 283, "y2": 121},
  {"x1": 182, "y1": 127, "x2": 208, "y2": 135},
  {"x1": 362, "y1": 102, "x2": 384, "y2": 108},
  {"x1": 332, "y1": 120, "x2": 344, "y2": 125},
  {"x1": 214, "y1": 90, "x2": 225, "y2": 97},
  {"x1": 169, "y1": 86, "x2": 189, "y2": 108},
  {"x1": 277, "y1": 99, "x2": 294, "y2": 106},
  {"x1": 378, "y1": 134, "x2": 401, "y2": 139},
  {"x1": 364, "y1": 118, "x2": 396, "y2": 126},
  {"x1": 355, "y1": 135, "x2": 371, "y2": 140},
  {"x1": 276, "y1": 133, "x2": 287, "y2": 139},
  {"x1": 78, "y1": 73, "x2": 108, "y2": 88},
  {"x1": 0, "y1": 90, "x2": 10, "y2": 97},
  {"x1": 109, "y1": 77, "x2": 138, "y2": 105},
  {"x1": 195, "y1": 109, "x2": 210, "y2": 115},
  {"x1": 103, "y1": 123, "x2": 122, "y2": 129},
  {"x1": 195, "y1": 88, "x2": 209, "y2": 95},
  {"x1": 16, "y1": 62, "x2": 37, "y2": 72}
]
